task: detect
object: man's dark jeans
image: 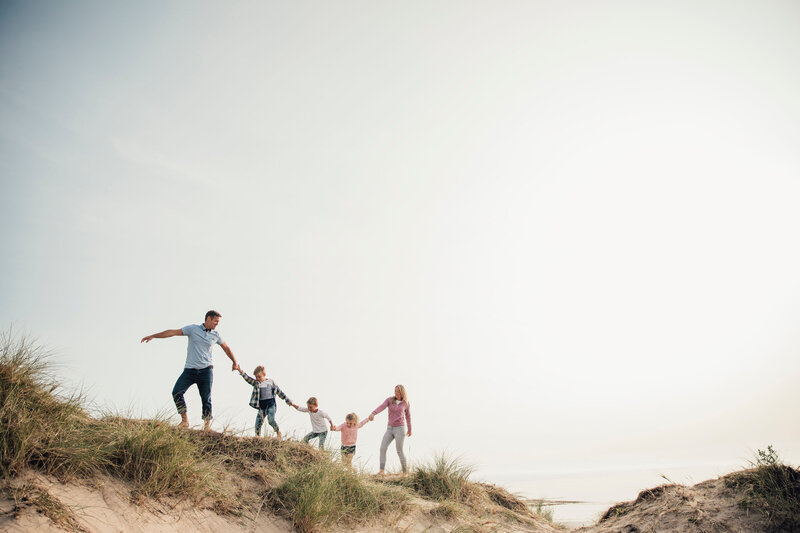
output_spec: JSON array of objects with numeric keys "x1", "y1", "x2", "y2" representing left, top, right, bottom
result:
[{"x1": 172, "y1": 366, "x2": 213, "y2": 420}]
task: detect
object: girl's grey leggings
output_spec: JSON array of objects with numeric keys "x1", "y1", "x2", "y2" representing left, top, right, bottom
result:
[{"x1": 379, "y1": 426, "x2": 407, "y2": 472}]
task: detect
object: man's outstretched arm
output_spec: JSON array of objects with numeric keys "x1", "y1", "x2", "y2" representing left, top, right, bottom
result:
[
  {"x1": 220, "y1": 342, "x2": 239, "y2": 371},
  {"x1": 141, "y1": 329, "x2": 184, "y2": 343}
]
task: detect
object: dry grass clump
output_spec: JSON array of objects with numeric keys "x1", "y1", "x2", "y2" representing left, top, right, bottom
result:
[
  {"x1": 268, "y1": 460, "x2": 409, "y2": 532},
  {"x1": 528, "y1": 500, "x2": 555, "y2": 524},
  {"x1": 600, "y1": 484, "x2": 675, "y2": 521},
  {"x1": 0, "y1": 334, "x2": 89, "y2": 478},
  {"x1": 401, "y1": 452, "x2": 475, "y2": 502},
  {"x1": 478, "y1": 484, "x2": 557, "y2": 524},
  {"x1": 396, "y1": 454, "x2": 536, "y2": 513},
  {"x1": 377, "y1": 453, "x2": 548, "y2": 529},
  {"x1": 3, "y1": 483, "x2": 85, "y2": 532},
  {"x1": 96, "y1": 417, "x2": 222, "y2": 500},
  {"x1": 725, "y1": 446, "x2": 800, "y2": 533},
  {"x1": 430, "y1": 499, "x2": 462, "y2": 519},
  {"x1": 480, "y1": 483, "x2": 529, "y2": 513},
  {"x1": 186, "y1": 429, "x2": 319, "y2": 475}
]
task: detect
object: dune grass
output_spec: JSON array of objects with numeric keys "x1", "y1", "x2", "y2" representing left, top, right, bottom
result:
[
  {"x1": 430, "y1": 499, "x2": 462, "y2": 519},
  {"x1": 3, "y1": 483, "x2": 86, "y2": 532},
  {"x1": 725, "y1": 446, "x2": 800, "y2": 533},
  {"x1": 529, "y1": 500, "x2": 555, "y2": 523},
  {"x1": 268, "y1": 460, "x2": 410, "y2": 532},
  {"x1": 382, "y1": 452, "x2": 551, "y2": 529},
  {"x1": 0, "y1": 334, "x2": 88, "y2": 478},
  {"x1": 401, "y1": 452, "x2": 475, "y2": 502},
  {"x1": 97, "y1": 416, "x2": 221, "y2": 500}
]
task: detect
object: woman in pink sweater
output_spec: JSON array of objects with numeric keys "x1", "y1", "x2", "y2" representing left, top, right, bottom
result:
[{"x1": 369, "y1": 384, "x2": 412, "y2": 476}]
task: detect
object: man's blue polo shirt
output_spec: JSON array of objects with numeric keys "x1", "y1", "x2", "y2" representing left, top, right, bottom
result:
[{"x1": 181, "y1": 324, "x2": 224, "y2": 369}]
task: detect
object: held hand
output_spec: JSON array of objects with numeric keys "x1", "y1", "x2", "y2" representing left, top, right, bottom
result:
[
  {"x1": 232, "y1": 362, "x2": 240, "y2": 372},
  {"x1": 368, "y1": 414, "x2": 375, "y2": 422}
]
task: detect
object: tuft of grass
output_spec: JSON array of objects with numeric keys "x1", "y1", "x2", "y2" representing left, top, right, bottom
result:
[
  {"x1": 4, "y1": 483, "x2": 86, "y2": 532},
  {"x1": 403, "y1": 452, "x2": 475, "y2": 502},
  {"x1": 98, "y1": 417, "x2": 221, "y2": 500},
  {"x1": 0, "y1": 333, "x2": 88, "y2": 478},
  {"x1": 380, "y1": 454, "x2": 541, "y2": 526},
  {"x1": 185, "y1": 429, "x2": 319, "y2": 474},
  {"x1": 600, "y1": 484, "x2": 675, "y2": 522},
  {"x1": 725, "y1": 445, "x2": 800, "y2": 533},
  {"x1": 430, "y1": 499, "x2": 462, "y2": 519},
  {"x1": 530, "y1": 499, "x2": 555, "y2": 523},
  {"x1": 480, "y1": 483, "x2": 529, "y2": 513},
  {"x1": 268, "y1": 461, "x2": 409, "y2": 532}
]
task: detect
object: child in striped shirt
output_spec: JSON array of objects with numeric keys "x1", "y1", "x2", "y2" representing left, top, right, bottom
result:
[{"x1": 238, "y1": 365, "x2": 292, "y2": 439}]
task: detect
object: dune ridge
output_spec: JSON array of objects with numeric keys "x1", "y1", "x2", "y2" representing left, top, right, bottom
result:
[{"x1": 2, "y1": 334, "x2": 798, "y2": 532}]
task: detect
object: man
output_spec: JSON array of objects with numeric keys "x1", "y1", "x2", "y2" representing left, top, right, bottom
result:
[{"x1": 141, "y1": 310, "x2": 239, "y2": 430}]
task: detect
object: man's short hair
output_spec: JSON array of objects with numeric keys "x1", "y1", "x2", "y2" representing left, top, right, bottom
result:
[{"x1": 205, "y1": 310, "x2": 222, "y2": 320}]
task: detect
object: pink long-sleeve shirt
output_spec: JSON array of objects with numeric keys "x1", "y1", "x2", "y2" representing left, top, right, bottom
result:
[
  {"x1": 335, "y1": 419, "x2": 369, "y2": 446},
  {"x1": 372, "y1": 397, "x2": 412, "y2": 432}
]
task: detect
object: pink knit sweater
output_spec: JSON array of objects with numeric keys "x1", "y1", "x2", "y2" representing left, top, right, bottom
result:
[
  {"x1": 335, "y1": 419, "x2": 369, "y2": 446},
  {"x1": 371, "y1": 397, "x2": 412, "y2": 432}
]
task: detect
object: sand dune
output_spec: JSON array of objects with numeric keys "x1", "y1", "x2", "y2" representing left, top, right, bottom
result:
[
  {"x1": 2, "y1": 339, "x2": 797, "y2": 532},
  {"x1": 3, "y1": 461, "x2": 798, "y2": 532},
  {"x1": 1, "y1": 467, "x2": 560, "y2": 533}
]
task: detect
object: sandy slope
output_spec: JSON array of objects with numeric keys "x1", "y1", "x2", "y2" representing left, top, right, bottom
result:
[
  {"x1": 0, "y1": 471, "x2": 559, "y2": 533},
  {"x1": 0, "y1": 472, "x2": 293, "y2": 533},
  {"x1": 4, "y1": 465, "x2": 792, "y2": 532}
]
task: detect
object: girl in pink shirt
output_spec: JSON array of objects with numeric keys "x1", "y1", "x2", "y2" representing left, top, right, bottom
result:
[
  {"x1": 330, "y1": 412, "x2": 370, "y2": 469},
  {"x1": 369, "y1": 384, "x2": 412, "y2": 476}
]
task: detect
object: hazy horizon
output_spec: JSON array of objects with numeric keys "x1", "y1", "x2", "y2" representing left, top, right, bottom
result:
[{"x1": 2, "y1": 0, "x2": 799, "y2": 502}]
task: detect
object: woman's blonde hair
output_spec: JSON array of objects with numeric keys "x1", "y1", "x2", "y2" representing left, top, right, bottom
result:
[
  {"x1": 393, "y1": 384, "x2": 408, "y2": 403},
  {"x1": 345, "y1": 412, "x2": 359, "y2": 424}
]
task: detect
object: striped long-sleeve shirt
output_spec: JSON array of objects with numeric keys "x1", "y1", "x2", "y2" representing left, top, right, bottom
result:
[{"x1": 238, "y1": 371, "x2": 292, "y2": 409}]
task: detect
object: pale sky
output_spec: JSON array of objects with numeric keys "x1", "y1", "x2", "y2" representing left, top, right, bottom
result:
[{"x1": 2, "y1": 0, "x2": 799, "y2": 490}]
